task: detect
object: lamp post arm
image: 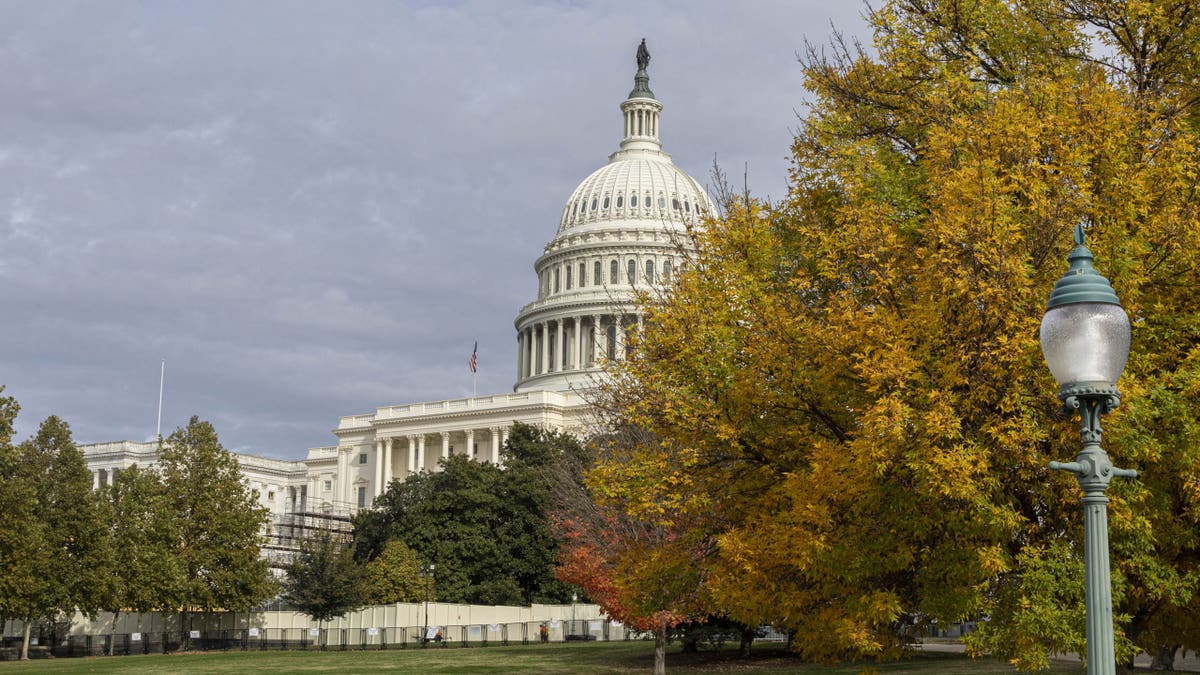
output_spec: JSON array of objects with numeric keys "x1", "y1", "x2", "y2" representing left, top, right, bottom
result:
[{"x1": 1049, "y1": 461, "x2": 1085, "y2": 474}]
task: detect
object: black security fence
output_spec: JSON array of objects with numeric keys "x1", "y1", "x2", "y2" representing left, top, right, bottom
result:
[{"x1": 1, "y1": 619, "x2": 641, "y2": 660}]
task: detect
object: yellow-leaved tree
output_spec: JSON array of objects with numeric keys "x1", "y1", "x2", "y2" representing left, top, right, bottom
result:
[{"x1": 596, "y1": 0, "x2": 1200, "y2": 670}]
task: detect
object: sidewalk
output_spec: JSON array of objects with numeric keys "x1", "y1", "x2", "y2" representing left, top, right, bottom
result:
[{"x1": 916, "y1": 640, "x2": 1200, "y2": 672}]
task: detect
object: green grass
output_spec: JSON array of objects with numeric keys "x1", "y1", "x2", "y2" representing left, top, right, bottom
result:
[{"x1": 0, "y1": 642, "x2": 1085, "y2": 674}]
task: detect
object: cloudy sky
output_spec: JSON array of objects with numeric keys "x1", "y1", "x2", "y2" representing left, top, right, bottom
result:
[{"x1": 1, "y1": 1, "x2": 869, "y2": 459}]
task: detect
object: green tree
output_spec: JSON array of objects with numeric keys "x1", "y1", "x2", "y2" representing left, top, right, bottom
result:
[
  {"x1": 0, "y1": 388, "x2": 37, "y2": 653},
  {"x1": 282, "y1": 530, "x2": 364, "y2": 635},
  {"x1": 159, "y1": 416, "x2": 274, "y2": 628},
  {"x1": 596, "y1": 0, "x2": 1200, "y2": 669},
  {"x1": 6, "y1": 415, "x2": 112, "y2": 659},
  {"x1": 104, "y1": 464, "x2": 186, "y2": 654},
  {"x1": 354, "y1": 423, "x2": 579, "y2": 605},
  {"x1": 362, "y1": 538, "x2": 423, "y2": 604}
]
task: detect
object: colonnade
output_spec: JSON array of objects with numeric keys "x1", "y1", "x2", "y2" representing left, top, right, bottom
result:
[
  {"x1": 337, "y1": 426, "x2": 514, "y2": 501},
  {"x1": 516, "y1": 313, "x2": 642, "y2": 381}
]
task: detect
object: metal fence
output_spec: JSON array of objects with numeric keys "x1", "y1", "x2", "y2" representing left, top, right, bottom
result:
[{"x1": 0, "y1": 619, "x2": 642, "y2": 660}]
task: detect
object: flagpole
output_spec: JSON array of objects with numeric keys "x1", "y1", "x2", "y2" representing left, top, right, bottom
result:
[{"x1": 156, "y1": 359, "x2": 165, "y2": 440}]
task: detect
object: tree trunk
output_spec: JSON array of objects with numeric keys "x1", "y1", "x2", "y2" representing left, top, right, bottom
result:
[
  {"x1": 1151, "y1": 645, "x2": 1179, "y2": 671},
  {"x1": 654, "y1": 622, "x2": 667, "y2": 675},
  {"x1": 739, "y1": 627, "x2": 754, "y2": 658},
  {"x1": 109, "y1": 610, "x2": 120, "y2": 656},
  {"x1": 20, "y1": 620, "x2": 31, "y2": 660}
]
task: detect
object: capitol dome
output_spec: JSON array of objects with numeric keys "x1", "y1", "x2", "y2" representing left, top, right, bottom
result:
[{"x1": 513, "y1": 40, "x2": 713, "y2": 393}]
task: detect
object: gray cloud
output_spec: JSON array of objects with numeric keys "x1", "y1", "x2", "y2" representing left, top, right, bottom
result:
[{"x1": 0, "y1": 1, "x2": 869, "y2": 458}]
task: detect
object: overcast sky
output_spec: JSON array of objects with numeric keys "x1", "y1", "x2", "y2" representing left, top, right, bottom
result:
[{"x1": 1, "y1": 1, "x2": 869, "y2": 459}]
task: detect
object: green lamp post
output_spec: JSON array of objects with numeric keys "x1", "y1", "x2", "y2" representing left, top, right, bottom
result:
[{"x1": 1040, "y1": 223, "x2": 1136, "y2": 675}]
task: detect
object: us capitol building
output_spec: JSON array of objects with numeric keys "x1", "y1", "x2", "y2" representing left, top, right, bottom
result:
[{"x1": 80, "y1": 43, "x2": 713, "y2": 565}]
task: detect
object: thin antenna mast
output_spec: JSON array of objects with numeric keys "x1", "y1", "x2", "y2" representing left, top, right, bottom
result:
[{"x1": 156, "y1": 359, "x2": 165, "y2": 440}]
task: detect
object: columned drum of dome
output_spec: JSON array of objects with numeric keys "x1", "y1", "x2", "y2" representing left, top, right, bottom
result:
[{"x1": 513, "y1": 41, "x2": 715, "y2": 393}]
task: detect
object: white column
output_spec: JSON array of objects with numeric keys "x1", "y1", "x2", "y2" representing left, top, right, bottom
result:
[
  {"x1": 572, "y1": 316, "x2": 582, "y2": 370},
  {"x1": 517, "y1": 332, "x2": 525, "y2": 382},
  {"x1": 336, "y1": 448, "x2": 349, "y2": 505},
  {"x1": 464, "y1": 429, "x2": 475, "y2": 460},
  {"x1": 500, "y1": 427, "x2": 511, "y2": 469},
  {"x1": 407, "y1": 436, "x2": 417, "y2": 474},
  {"x1": 490, "y1": 426, "x2": 501, "y2": 464},
  {"x1": 374, "y1": 440, "x2": 384, "y2": 497},
  {"x1": 383, "y1": 438, "x2": 393, "y2": 491},
  {"x1": 92, "y1": 471, "x2": 100, "y2": 490},
  {"x1": 539, "y1": 322, "x2": 548, "y2": 374},
  {"x1": 591, "y1": 314, "x2": 602, "y2": 365},
  {"x1": 616, "y1": 316, "x2": 626, "y2": 360},
  {"x1": 418, "y1": 435, "x2": 427, "y2": 472},
  {"x1": 441, "y1": 431, "x2": 450, "y2": 461}
]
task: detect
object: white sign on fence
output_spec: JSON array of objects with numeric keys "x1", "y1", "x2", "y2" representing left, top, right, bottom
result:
[
  {"x1": 549, "y1": 620, "x2": 560, "y2": 628},
  {"x1": 189, "y1": 630, "x2": 201, "y2": 639},
  {"x1": 308, "y1": 628, "x2": 320, "y2": 637},
  {"x1": 248, "y1": 628, "x2": 259, "y2": 637},
  {"x1": 487, "y1": 623, "x2": 499, "y2": 632},
  {"x1": 131, "y1": 633, "x2": 141, "y2": 642},
  {"x1": 589, "y1": 620, "x2": 602, "y2": 631},
  {"x1": 468, "y1": 626, "x2": 481, "y2": 639},
  {"x1": 425, "y1": 625, "x2": 439, "y2": 640},
  {"x1": 30, "y1": 638, "x2": 38, "y2": 646},
  {"x1": 367, "y1": 627, "x2": 378, "y2": 636}
]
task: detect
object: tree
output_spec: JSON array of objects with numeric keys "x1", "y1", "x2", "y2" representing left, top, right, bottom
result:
[
  {"x1": 594, "y1": 0, "x2": 1200, "y2": 669},
  {"x1": 282, "y1": 530, "x2": 364, "y2": 636},
  {"x1": 104, "y1": 464, "x2": 186, "y2": 654},
  {"x1": 362, "y1": 538, "x2": 423, "y2": 604},
  {"x1": 553, "y1": 426, "x2": 714, "y2": 675},
  {"x1": 5, "y1": 415, "x2": 112, "y2": 659},
  {"x1": 354, "y1": 423, "x2": 580, "y2": 606},
  {"x1": 0, "y1": 388, "x2": 37, "y2": 655},
  {"x1": 159, "y1": 416, "x2": 274, "y2": 627}
]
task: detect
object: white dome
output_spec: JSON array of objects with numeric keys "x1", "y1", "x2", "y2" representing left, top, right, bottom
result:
[
  {"x1": 512, "y1": 41, "x2": 711, "y2": 394},
  {"x1": 557, "y1": 154, "x2": 713, "y2": 236}
]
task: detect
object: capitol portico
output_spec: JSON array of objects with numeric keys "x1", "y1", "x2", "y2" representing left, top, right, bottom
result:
[{"x1": 79, "y1": 42, "x2": 713, "y2": 561}]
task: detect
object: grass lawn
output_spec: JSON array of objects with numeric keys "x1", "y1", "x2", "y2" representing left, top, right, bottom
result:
[{"x1": 0, "y1": 642, "x2": 1085, "y2": 674}]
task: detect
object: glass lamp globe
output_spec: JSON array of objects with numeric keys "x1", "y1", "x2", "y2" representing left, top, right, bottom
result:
[
  {"x1": 1039, "y1": 224, "x2": 1130, "y2": 390},
  {"x1": 1039, "y1": 302, "x2": 1130, "y2": 388}
]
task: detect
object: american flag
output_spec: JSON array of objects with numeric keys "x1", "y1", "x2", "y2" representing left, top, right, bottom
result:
[{"x1": 468, "y1": 341, "x2": 477, "y2": 373}]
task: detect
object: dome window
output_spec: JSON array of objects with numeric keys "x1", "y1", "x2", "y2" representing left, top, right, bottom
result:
[
  {"x1": 616, "y1": 195, "x2": 623, "y2": 208},
  {"x1": 684, "y1": 201, "x2": 690, "y2": 212},
  {"x1": 645, "y1": 193, "x2": 651, "y2": 208},
  {"x1": 610, "y1": 260, "x2": 618, "y2": 284},
  {"x1": 591, "y1": 198, "x2": 598, "y2": 211},
  {"x1": 658, "y1": 196, "x2": 666, "y2": 209},
  {"x1": 672, "y1": 198, "x2": 679, "y2": 210},
  {"x1": 645, "y1": 259, "x2": 655, "y2": 283},
  {"x1": 663, "y1": 259, "x2": 673, "y2": 281},
  {"x1": 603, "y1": 196, "x2": 610, "y2": 209},
  {"x1": 630, "y1": 194, "x2": 638, "y2": 207},
  {"x1": 627, "y1": 259, "x2": 636, "y2": 284},
  {"x1": 595, "y1": 261, "x2": 602, "y2": 286},
  {"x1": 566, "y1": 265, "x2": 573, "y2": 289},
  {"x1": 579, "y1": 262, "x2": 587, "y2": 287},
  {"x1": 554, "y1": 268, "x2": 561, "y2": 293}
]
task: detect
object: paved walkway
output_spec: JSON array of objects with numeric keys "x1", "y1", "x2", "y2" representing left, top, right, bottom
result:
[{"x1": 916, "y1": 640, "x2": 1200, "y2": 671}]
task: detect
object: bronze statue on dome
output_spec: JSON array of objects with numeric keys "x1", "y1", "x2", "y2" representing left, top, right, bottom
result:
[{"x1": 637, "y1": 39, "x2": 650, "y2": 71}]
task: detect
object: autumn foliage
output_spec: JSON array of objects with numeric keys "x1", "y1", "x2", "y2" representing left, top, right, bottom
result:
[{"x1": 572, "y1": 0, "x2": 1200, "y2": 670}]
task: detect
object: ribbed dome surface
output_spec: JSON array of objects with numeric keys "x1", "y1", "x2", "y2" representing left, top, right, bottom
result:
[{"x1": 557, "y1": 155, "x2": 712, "y2": 235}]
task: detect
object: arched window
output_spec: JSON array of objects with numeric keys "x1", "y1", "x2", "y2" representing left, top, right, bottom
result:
[
  {"x1": 672, "y1": 198, "x2": 679, "y2": 210},
  {"x1": 627, "y1": 259, "x2": 636, "y2": 284},
  {"x1": 663, "y1": 259, "x2": 673, "y2": 281},
  {"x1": 579, "y1": 262, "x2": 587, "y2": 287},
  {"x1": 631, "y1": 194, "x2": 638, "y2": 207},
  {"x1": 603, "y1": 196, "x2": 610, "y2": 209},
  {"x1": 684, "y1": 201, "x2": 690, "y2": 213},
  {"x1": 616, "y1": 195, "x2": 623, "y2": 208},
  {"x1": 566, "y1": 264, "x2": 573, "y2": 289},
  {"x1": 658, "y1": 196, "x2": 666, "y2": 209},
  {"x1": 607, "y1": 325, "x2": 617, "y2": 360},
  {"x1": 595, "y1": 261, "x2": 602, "y2": 285},
  {"x1": 645, "y1": 259, "x2": 655, "y2": 283},
  {"x1": 644, "y1": 193, "x2": 651, "y2": 208},
  {"x1": 610, "y1": 260, "x2": 618, "y2": 284},
  {"x1": 554, "y1": 268, "x2": 560, "y2": 293},
  {"x1": 591, "y1": 198, "x2": 598, "y2": 211}
]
